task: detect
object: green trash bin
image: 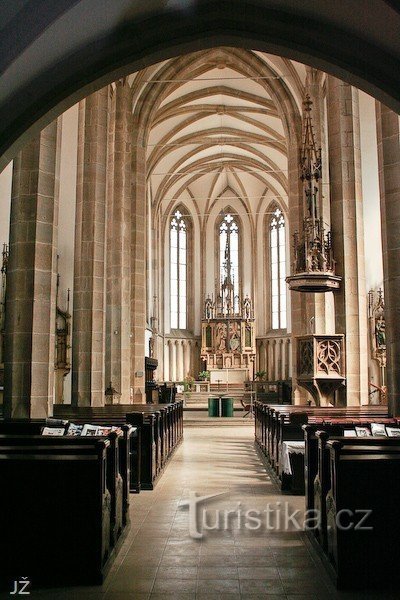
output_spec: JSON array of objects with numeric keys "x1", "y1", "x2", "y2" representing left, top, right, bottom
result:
[
  {"x1": 208, "y1": 397, "x2": 220, "y2": 417},
  {"x1": 221, "y1": 397, "x2": 234, "y2": 417}
]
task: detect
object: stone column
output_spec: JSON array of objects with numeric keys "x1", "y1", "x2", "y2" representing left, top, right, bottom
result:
[
  {"x1": 171, "y1": 342, "x2": 177, "y2": 382},
  {"x1": 105, "y1": 80, "x2": 132, "y2": 403},
  {"x1": 306, "y1": 68, "x2": 336, "y2": 335},
  {"x1": 184, "y1": 340, "x2": 191, "y2": 379},
  {"x1": 281, "y1": 338, "x2": 286, "y2": 380},
  {"x1": 177, "y1": 341, "x2": 184, "y2": 381},
  {"x1": 4, "y1": 120, "x2": 61, "y2": 418},
  {"x1": 376, "y1": 103, "x2": 400, "y2": 415},
  {"x1": 168, "y1": 340, "x2": 174, "y2": 382},
  {"x1": 72, "y1": 88, "x2": 108, "y2": 406},
  {"x1": 327, "y1": 77, "x2": 368, "y2": 405},
  {"x1": 130, "y1": 129, "x2": 146, "y2": 402}
]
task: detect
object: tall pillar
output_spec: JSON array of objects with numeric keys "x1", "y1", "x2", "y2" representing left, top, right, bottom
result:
[
  {"x1": 4, "y1": 120, "x2": 61, "y2": 418},
  {"x1": 306, "y1": 68, "x2": 336, "y2": 335},
  {"x1": 130, "y1": 131, "x2": 146, "y2": 402},
  {"x1": 105, "y1": 80, "x2": 132, "y2": 403},
  {"x1": 72, "y1": 88, "x2": 108, "y2": 406},
  {"x1": 327, "y1": 78, "x2": 368, "y2": 405},
  {"x1": 376, "y1": 103, "x2": 400, "y2": 415},
  {"x1": 287, "y1": 124, "x2": 309, "y2": 404}
]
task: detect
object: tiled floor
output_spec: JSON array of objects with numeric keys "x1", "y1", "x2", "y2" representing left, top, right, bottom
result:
[{"x1": 5, "y1": 426, "x2": 396, "y2": 599}]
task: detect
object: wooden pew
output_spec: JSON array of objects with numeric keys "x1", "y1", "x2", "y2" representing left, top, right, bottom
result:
[
  {"x1": 0, "y1": 439, "x2": 111, "y2": 588},
  {"x1": 254, "y1": 401, "x2": 393, "y2": 496},
  {"x1": 51, "y1": 408, "x2": 146, "y2": 492},
  {"x1": 255, "y1": 401, "x2": 390, "y2": 468},
  {"x1": 0, "y1": 429, "x2": 126, "y2": 545},
  {"x1": 325, "y1": 438, "x2": 400, "y2": 589},
  {"x1": 53, "y1": 401, "x2": 184, "y2": 490},
  {"x1": 0, "y1": 419, "x2": 133, "y2": 525}
]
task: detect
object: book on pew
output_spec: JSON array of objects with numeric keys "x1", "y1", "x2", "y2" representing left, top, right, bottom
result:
[
  {"x1": 96, "y1": 426, "x2": 113, "y2": 436},
  {"x1": 81, "y1": 424, "x2": 99, "y2": 437},
  {"x1": 370, "y1": 423, "x2": 388, "y2": 437},
  {"x1": 46, "y1": 417, "x2": 69, "y2": 427},
  {"x1": 355, "y1": 426, "x2": 372, "y2": 437},
  {"x1": 386, "y1": 427, "x2": 400, "y2": 437},
  {"x1": 343, "y1": 430, "x2": 357, "y2": 437},
  {"x1": 41, "y1": 427, "x2": 66, "y2": 436},
  {"x1": 66, "y1": 423, "x2": 84, "y2": 436}
]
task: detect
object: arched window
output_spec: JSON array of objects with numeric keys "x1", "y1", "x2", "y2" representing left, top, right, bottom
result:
[
  {"x1": 170, "y1": 209, "x2": 187, "y2": 329},
  {"x1": 270, "y1": 207, "x2": 287, "y2": 329},
  {"x1": 219, "y1": 212, "x2": 240, "y2": 311}
]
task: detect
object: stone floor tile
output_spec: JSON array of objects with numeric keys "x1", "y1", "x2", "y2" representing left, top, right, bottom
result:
[
  {"x1": 151, "y1": 578, "x2": 197, "y2": 593},
  {"x1": 197, "y1": 566, "x2": 238, "y2": 579},
  {"x1": 239, "y1": 578, "x2": 286, "y2": 595},
  {"x1": 156, "y1": 566, "x2": 198, "y2": 579},
  {"x1": 196, "y1": 578, "x2": 240, "y2": 593},
  {"x1": 238, "y1": 566, "x2": 280, "y2": 580}
]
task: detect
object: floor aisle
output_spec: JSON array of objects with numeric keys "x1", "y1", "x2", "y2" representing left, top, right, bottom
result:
[{"x1": 12, "y1": 426, "x2": 395, "y2": 599}]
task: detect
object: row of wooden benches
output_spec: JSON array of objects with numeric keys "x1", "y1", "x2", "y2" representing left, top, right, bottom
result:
[
  {"x1": 303, "y1": 424, "x2": 400, "y2": 589},
  {"x1": 0, "y1": 424, "x2": 133, "y2": 588},
  {"x1": 0, "y1": 401, "x2": 183, "y2": 590},
  {"x1": 254, "y1": 402, "x2": 393, "y2": 493},
  {"x1": 53, "y1": 401, "x2": 184, "y2": 489}
]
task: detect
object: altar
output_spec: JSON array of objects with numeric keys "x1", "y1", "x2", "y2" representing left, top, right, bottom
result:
[
  {"x1": 200, "y1": 237, "x2": 256, "y2": 381},
  {"x1": 209, "y1": 368, "x2": 248, "y2": 385}
]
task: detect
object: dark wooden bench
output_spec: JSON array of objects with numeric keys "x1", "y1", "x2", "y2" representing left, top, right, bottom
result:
[
  {"x1": 254, "y1": 402, "x2": 393, "y2": 496},
  {"x1": 325, "y1": 439, "x2": 400, "y2": 589},
  {"x1": 0, "y1": 439, "x2": 111, "y2": 588},
  {"x1": 53, "y1": 401, "x2": 183, "y2": 490},
  {"x1": 0, "y1": 429, "x2": 126, "y2": 545}
]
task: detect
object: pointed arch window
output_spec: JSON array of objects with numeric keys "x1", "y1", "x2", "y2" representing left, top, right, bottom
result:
[
  {"x1": 219, "y1": 212, "x2": 240, "y2": 311},
  {"x1": 170, "y1": 209, "x2": 187, "y2": 329},
  {"x1": 270, "y1": 207, "x2": 287, "y2": 329}
]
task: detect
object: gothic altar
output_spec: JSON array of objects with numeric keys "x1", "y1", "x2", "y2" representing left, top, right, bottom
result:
[{"x1": 200, "y1": 238, "x2": 256, "y2": 382}]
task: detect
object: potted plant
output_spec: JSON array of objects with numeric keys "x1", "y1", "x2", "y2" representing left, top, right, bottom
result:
[
  {"x1": 198, "y1": 370, "x2": 210, "y2": 381},
  {"x1": 183, "y1": 375, "x2": 195, "y2": 392},
  {"x1": 255, "y1": 370, "x2": 267, "y2": 381}
]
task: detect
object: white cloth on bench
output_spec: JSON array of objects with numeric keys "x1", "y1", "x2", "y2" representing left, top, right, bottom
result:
[{"x1": 280, "y1": 441, "x2": 305, "y2": 475}]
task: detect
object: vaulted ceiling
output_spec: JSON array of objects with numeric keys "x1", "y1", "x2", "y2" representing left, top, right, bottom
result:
[{"x1": 129, "y1": 48, "x2": 312, "y2": 222}]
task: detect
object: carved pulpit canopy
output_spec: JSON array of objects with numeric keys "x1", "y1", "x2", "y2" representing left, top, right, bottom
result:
[{"x1": 286, "y1": 96, "x2": 341, "y2": 293}]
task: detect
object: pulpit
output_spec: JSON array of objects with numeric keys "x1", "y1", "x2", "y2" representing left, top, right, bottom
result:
[{"x1": 296, "y1": 334, "x2": 345, "y2": 405}]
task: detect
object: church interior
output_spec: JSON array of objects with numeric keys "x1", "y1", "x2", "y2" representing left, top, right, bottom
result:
[{"x1": 1, "y1": 1, "x2": 400, "y2": 598}]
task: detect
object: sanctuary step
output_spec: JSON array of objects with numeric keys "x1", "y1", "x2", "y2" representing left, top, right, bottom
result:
[
  {"x1": 183, "y1": 409, "x2": 252, "y2": 426},
  {"x1": 177, "y1": 391, "x2": 247, "y2": 409}
]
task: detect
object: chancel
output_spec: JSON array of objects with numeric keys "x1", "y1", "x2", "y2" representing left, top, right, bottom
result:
[{"x1": 1, "y1": 1, "x2": 400, "y2": 597}]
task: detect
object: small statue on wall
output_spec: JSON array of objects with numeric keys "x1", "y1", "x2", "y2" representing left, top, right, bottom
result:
[
  {"x1": 204, "y1": 296, "x2": 214, "y2": 321},
  {"x1": 375, "y1": 315, "x2": 386, "y2": 350},
  {"x1": 215, "y1": 322, "x2": 227, "y2": 352},
  {"x1": 242, "y1": 295, "x2": 252, "y2": 320},
  {"x1": 368, "y1": 287, "x2": 386, "y2": 373},
  {"x1": 149, "y1": 335, "x2": 155, "y2": 358}
]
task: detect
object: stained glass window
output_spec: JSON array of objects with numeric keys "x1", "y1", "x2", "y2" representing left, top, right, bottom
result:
[
  {"x1": 219, "y1": 213, "x2": 240, "y2": 311},
  {"x1": 270, "y1": 208, "x2": 287, "y2": 329},
  {"x1": 170, "y1": 209, "x2": 187, "y2": 329}
]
